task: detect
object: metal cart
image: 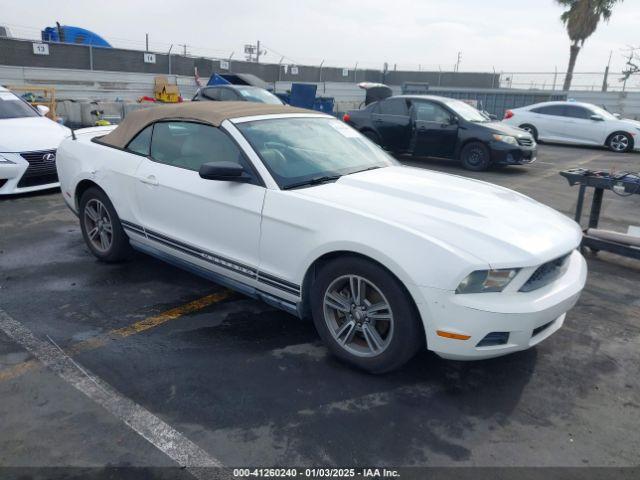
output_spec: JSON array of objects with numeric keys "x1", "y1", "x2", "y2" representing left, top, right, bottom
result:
[{"x1": 560, "y1": 169, "x2": 640, "y2": 260}]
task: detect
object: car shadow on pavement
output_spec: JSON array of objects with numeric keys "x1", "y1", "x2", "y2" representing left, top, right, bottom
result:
[{"x1": 97, "y1": 300, "x2": 537, "y2": 464}]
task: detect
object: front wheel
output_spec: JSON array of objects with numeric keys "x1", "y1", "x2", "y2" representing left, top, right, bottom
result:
[
  {"x1": 460, "y1": 142, "x2": 492, "y2": 171},
  {"x1": 79, "y1": 187, "x2": 132, "y2": 262},
  {"x1": 607, "y1": 132, "x2": 633, "y2": 153},
  {"x1": 310, "y1": 256, "x2": 424, "y2": 373}
]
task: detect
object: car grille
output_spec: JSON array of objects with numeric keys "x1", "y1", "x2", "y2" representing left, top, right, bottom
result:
[
  {"x1": 520, "y1": 253, "x2": 571, "y2": 292},
  {"x1": 517, "y1": 137, "x2": 534, "y2": 147},
  {"x1": 17, "y1": 149, "x2": 59, "y2": 188}
]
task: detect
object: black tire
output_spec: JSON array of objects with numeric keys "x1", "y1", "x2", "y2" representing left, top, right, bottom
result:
[
  {"x1": 79, "y1": 187, "x2": 131, "y2": 262},
  {"x1": 519, "y1": 124, "x2": 538, "y2": 141},
  {"x1": 361, "y1": 129, "x2": 382, "y2": 145},
  {"x1": 310, "y1": 256, "x2": 424, "y2": 374},
  {"x1": 606, "y1": 132, "x2": 633, "y2": 153},
  {"x1": 460, "y1": 141, "x2": 492, "y2": 171}
]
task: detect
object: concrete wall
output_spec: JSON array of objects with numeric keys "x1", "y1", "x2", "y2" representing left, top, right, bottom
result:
[
  {"x1": 0, "y1": 37, "x2": 499, "y2": 88},
  {"x1": 0, "y1": 65, "x2": 200, "y2": 101}
]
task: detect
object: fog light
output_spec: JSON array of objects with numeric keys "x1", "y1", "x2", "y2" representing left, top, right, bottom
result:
[{"x1": 476, "y1": 332, "x2": 509, "y2": 347}]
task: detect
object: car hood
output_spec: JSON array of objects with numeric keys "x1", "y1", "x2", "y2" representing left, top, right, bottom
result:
[
  {"x1": 619, "y1": 118, "x2": 640, "y2": 129},
  {"x1": 296, "y1": 166, "x2": 581, "y2": 267},
  {"x1": 482, "y1": 121, "x2": 532, "y2": 138},
  {"x1": 0, "y1": 117, "x2": 71, "y2": 152}
]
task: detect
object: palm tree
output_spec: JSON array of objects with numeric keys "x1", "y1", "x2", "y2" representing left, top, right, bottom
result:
[{"x1": 556, "y1": 0, "x2": 623, "y2": 90}]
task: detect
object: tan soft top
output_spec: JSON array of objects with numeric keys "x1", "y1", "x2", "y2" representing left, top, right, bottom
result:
[{"x1": 100, "y1": 101, "x2": 314, "y2": 148}]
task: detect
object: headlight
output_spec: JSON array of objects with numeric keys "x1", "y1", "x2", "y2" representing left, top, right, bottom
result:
[
  {"x1": 456, "y1": 268, "x2": 519, "y2": 294},
  {"x1": 492, "y1": 134, "x2": 518, "y2": 145},
  {"x1": 0, "y1": 154, "x2": 15, "y2": 164}
]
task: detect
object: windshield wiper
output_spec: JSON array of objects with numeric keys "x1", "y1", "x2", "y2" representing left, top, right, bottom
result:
[
  {"x1": 283, "y1": 175, "x2": 342, "y2": 190},
  {"x1": 351, "y1": 166, "x2": 383, "y2": 174}
]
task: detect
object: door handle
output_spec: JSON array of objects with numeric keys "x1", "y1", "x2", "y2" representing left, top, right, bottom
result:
[
  {"x1": 139, "y1": 175, "x2": 159, "y2": 186},
  {"x1": 373, "y1": 119, "x2": 383, "y2": 123}
]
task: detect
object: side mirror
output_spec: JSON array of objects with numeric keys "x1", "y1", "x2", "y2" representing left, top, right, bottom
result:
[
  {"x1": 199, "y1": 161, "x2": 251, "y2": 182},
  {"x1": 488, "y1": 113, "x2": 498, "y2": 120},
  {"x1": 590, "y1": 114, "x2": 604, "y2": 121},
  {"x1": 613, "y1": 113, "x2": 621, "y2": 119},
  {"x1": 36, "y1": 105, "x2": 50, "y2": 116},
  {"x1": 449, "y1": 116, "x2": 459, "y2": 125}
]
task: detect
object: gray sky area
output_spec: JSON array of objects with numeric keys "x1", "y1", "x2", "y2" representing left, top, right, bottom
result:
[{"x1": 1, "y1": 0, "x2": 638, "y2": 73}]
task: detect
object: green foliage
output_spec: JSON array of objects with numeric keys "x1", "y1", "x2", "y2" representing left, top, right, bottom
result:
[{"x1": 556, "y1": 0, "x2": 623, "y2": 45}]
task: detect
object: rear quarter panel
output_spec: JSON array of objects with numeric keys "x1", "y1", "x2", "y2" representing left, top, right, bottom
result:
[{"x1": 56, "y1": 132, "x2": 143, "y2": 221}]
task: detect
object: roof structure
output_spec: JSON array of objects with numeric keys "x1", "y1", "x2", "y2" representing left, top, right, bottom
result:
[{"x1": 99, "y1": 101, "x2": 313, "y2": 148}]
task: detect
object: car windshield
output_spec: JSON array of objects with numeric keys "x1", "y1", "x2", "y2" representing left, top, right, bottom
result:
[
  {"x1": 236, "y1": 117, "x2": 397, "y2": 189},
  {"x1": 443, "y1": 99, "x2": 490, "y2": 122},
  {"x1": 0, "y1": 91, "x2": 39, "y2": 119},
  {"x1": 236, "y1": 87, "x2": 283, "y2": 105},
  {"x1": 588, "y1": 104, "x2": 618, "y2": 120}
]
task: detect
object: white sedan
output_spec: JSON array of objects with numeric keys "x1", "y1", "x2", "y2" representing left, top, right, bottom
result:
[
  {"x1": 0, "y1": 86, "x2": 71, "y2": 195},
  {"x1": 56, "y1": 102, "x2": 587, "y2": 373},
  {"x1": 503, "y1": 101, "x2": 640, "y2": 153}
]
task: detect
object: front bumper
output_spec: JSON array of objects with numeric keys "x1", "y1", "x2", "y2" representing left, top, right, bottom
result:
[
  {"x1": 490, "y1": 141, "x2": 537, "y2": 166},
  {"x1": 415, "y1": 250, "x2": 587, "y2": 360}
]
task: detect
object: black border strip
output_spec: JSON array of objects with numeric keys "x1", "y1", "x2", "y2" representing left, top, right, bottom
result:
[
  {"x1": 145, "y1": 231, "x2": 256, "y2": 280},
  {"x1": 256, "y1": 276, "x2": 300, "y2": 296},
  {"x1": 121, "y1": 220, "x2": 145, "y2": 235},
  {"x1": 257, "y1": 271, "x2": 301, "y2": 291},
  {"x1": 145, "y1": 227, "x2": 258, "y2": 274},
  {"x1": 121, "y1": 219, "x2": 301, "y2": 296}
]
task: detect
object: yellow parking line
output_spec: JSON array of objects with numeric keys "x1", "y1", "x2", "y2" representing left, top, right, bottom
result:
[
  {"x1": 0, "y1": 358, "x2": 40, "y2": 382},
  {"x1": 0, "y1": 290, "x2": 232, "y2": 383}
]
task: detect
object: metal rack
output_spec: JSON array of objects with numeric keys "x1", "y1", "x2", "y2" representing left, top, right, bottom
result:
[
  {"x1": 7, "y1": 85, "x2": 57, "y2": 120},
  {"x1": 560, "y1": 169, "x2": 640, "y2": 260}
]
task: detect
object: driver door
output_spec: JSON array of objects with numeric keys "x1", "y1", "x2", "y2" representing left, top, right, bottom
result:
[
  {"x1": 133, "y1": 121, "x2": 266, "y2": 281},
  {"x1": 410, "y1": 100, "x2": 458, "y2": 158}
]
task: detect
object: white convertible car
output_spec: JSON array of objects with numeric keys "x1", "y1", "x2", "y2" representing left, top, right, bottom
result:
[
  {"x1": 57, "y1": 102, "x2": 587, "y2": 372},
  {"x1": 0, "y1": 85, "x2": 71, "y2": 195}
]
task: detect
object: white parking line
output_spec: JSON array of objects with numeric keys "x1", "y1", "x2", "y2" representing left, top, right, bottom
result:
[{"x1": 0, "y1": 308, "x2": 226, "y2": 480}]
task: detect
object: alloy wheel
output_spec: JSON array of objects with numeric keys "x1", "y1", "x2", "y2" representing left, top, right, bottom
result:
[
  {"x1": 323, "y1": 275, "x2": 394, "y2": 357},
  {"x1": 610, "y1": 134, "x2": 629, "y2": 152},
  {"x1": 84, "y1": 198, "x2": 113, "y2": 253}
]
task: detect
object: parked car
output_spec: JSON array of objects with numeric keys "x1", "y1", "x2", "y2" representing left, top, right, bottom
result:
[
  {"x1": 503, "y1": 101, "x2": 640, "y2": 153},
  {"x1": 0, "y1": 86, "x2": 71, "y2": 195},
  {"x1": 192, "y1": 85, "x2": 283, "y2": 105},
  {"x1": 343, "y1": 95, "x2": 537, "y2": 171},
  {"x1": 56, "y1": 102, "x2": 587, "y2": 373}
]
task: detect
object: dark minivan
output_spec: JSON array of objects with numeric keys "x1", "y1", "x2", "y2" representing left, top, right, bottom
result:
[{"x1": 344, "y1": 95, "x2": 536, "y2": 171}]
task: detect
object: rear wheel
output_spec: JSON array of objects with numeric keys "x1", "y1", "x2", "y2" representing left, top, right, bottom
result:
[
  {"x1": 460, "y1": 142, "x2": 492, "y2": 171},
  {"x1": 607, "y1": 132, "x2": 633, "y2": 153},
  {"x1": 310, "y1": 256, "x2": 423, "y2": 373},
  {"x1": 79, "y1": 187, "x2": 131, "y2": 262},
  {"x1": 519, "y1": 124, "x2": 538, "y2": 141}
]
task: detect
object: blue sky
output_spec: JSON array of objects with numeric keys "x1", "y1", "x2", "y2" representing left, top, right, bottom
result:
[{"x1": 1, "y1": 0, "x2": 638, "y2": 73}]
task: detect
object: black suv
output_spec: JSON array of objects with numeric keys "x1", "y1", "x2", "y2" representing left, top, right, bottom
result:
[{"x1": 344, "y1": 95, "x2": 536, "y2": 171}]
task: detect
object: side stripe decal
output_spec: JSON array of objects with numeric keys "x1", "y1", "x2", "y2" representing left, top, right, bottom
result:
[{"x1": 121, "y1": 220, "x2": 301, "y2": 296}]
